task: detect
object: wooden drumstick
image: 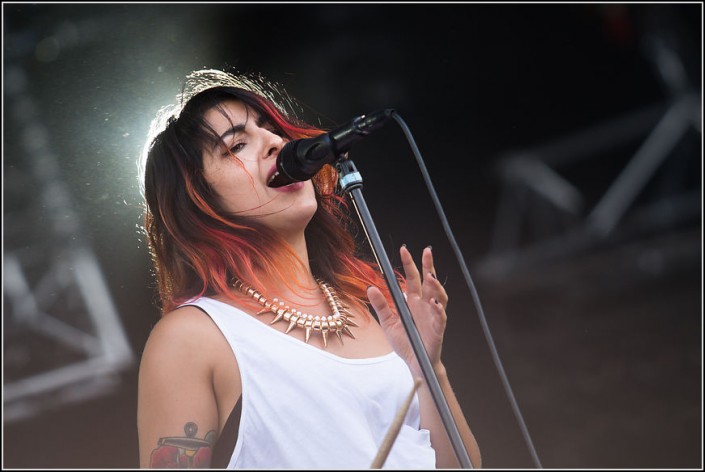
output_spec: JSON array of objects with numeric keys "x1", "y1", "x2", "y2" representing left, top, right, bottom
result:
[{"x1": 370, "y1": 378, "x2": 423, "y2": 469}]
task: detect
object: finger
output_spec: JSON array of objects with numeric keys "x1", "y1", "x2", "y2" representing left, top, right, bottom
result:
[
  {"x1": 421, "y1": 246, "x2": 436, "y2": 280},
  {"x1": 431, "y1": 296, "x2": 448, "y2": 326},
  {"x1": 425, "y1": 273, "x2": 448, "y2": 305},
  {"x1": 400, "y1": 245, "x2": 422, "y2": 296},
  {"x1": 431, "y1": 299, "x2": 448, "y2": 333},
  {"x1": 367, "y1": 286, "x2": 397, "y2": 327},
  {"x1": 421, "y1": 247, "x2": 448, "y2": 307},
  {"x1": 420, "y1": 246, "x2": 436, "y2": 298},
  {"x1": 425, "y1": 276, "x2": 449, "y2": 308}
]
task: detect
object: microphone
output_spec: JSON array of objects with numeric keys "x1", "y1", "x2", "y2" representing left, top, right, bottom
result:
[{"x1": 268, "y1": 108, "x2": 395, "y2": 187}]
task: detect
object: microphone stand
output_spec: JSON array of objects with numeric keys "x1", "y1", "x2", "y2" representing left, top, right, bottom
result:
[{"x1": 336, "y1": 158, "x2": 474, "y2": 469}]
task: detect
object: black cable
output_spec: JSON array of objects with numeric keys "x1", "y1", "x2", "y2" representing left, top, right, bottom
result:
[{"x1": 390, "y1": 111, "x2": 544, "y2": 469}]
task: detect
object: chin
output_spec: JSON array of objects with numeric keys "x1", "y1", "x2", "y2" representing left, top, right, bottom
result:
[
  {"x1": 274, "y1": 190, "x2": 318, "y2": 235},
  {"x1": 300, "y1": 196, "x2": 319, "y2": 224}
]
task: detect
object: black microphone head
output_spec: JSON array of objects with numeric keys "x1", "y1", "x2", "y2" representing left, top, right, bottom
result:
[
  {"x1": 267, "y1": 110, "x2": 394, "y2": 188},
  {"x1": 267, "y1": 135, "x2": 335, "y2": 188},
  {"x1": 266, "y1": 170, "x2": 289, "y2": 188},
  {"x1": 267, "y1": 140, "x2": 299, "y2": 188}
]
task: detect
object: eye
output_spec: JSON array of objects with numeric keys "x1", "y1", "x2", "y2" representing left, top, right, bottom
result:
[{"x1": 224, "y1": 142, "x2": 246, "y2": 156}]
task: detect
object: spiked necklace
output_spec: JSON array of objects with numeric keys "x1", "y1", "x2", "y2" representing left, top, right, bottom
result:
[{"x1": 233, "y1": 279, "x2": 357, "y2": 348}]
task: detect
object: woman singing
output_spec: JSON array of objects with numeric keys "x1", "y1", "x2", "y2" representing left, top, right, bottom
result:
[{"x1": 137, "y1": 68, "x2": 481, "y2": 469}]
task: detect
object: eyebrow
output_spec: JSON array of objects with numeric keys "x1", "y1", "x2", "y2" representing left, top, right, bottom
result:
[
  {"x1": 215, "y1": 124, "x2": 246, "y2": 149},
  {"x1": 213, "y1": 115, "x2": 268, "y2": 150}
]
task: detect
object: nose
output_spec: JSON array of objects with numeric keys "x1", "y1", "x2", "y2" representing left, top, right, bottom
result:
[{"x1": 263, "y1": 128, "x2": 285, "y2": 160}]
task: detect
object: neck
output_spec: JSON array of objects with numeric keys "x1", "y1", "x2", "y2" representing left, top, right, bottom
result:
[
  {"x1": 287, "y1": 231, "x2": 314, "y2": 283},
  {"x1": 253, "y1": 231, "x2": 321, "y2": 308}
]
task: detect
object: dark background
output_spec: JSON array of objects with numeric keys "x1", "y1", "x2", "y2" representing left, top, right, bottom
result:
[{"x1": 3, "y1": 3, "x2": 702, "y2": 469}]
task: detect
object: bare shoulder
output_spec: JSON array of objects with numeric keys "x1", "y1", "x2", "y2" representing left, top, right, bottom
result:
[
  {"x1": 148, "y1": 305, "x2": 218, "y2": 342},
  {"x1": 137, "y1": 305, "x2": 231, "y2": 468},
  {"x1": 140, "y1": 305, "x2": 224, "y2": 376}
]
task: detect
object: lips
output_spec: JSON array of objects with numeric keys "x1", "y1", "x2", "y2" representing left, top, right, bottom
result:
[{"x1": 273, "y1": 181, "x2": 304, "y2": 192}]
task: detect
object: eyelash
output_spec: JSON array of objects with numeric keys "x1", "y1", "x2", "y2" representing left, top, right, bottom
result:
[
  {"x1": 227, "y1": 142, "x2": 246, "y2": 155},
  {"x1": 222, "y1": 126, "x2": 282, "y2": 156}
]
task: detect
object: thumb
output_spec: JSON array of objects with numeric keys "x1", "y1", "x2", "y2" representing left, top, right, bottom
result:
[{"x1": 367, "y1": 285, "x2": 396, "y2": 326}]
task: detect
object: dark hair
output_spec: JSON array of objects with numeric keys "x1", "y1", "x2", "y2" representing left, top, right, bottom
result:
[{"x1": 140, "y1": 69, "x2": 399, "y2": 316}]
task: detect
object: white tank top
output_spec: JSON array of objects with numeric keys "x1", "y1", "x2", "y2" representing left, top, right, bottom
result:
[{"x1": 183, "y1": 296, "x2": 436, "y2": 469}]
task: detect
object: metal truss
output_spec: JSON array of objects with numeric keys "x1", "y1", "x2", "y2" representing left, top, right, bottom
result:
[
  {"x1": 478, "y1": 34, "x2": 701, "y2": 280},
  {"x1": 3, "y1": 61, "x2": 134, "y2": 422}
]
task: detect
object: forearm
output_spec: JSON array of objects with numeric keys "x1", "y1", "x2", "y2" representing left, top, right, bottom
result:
[{"x1": 416, "y1": 364, "x2": 481, "y2": 469}]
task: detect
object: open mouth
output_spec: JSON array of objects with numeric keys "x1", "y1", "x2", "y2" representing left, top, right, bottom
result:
[
  {"x1": 267, "y1": 163, "x2": 280, "y2": 186},
  {"x1": 267, "y1": 162, "x2": 299, "y2": 188}
]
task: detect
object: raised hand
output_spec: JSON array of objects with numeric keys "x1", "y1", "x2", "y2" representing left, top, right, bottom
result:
[{"x1": 367, "y1": 245, "x2": 448, "y2": 376}]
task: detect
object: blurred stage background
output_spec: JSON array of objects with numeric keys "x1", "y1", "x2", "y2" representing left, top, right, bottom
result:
[{"x1": 3, "y1": 3, "x2": 702, "y2": 469}]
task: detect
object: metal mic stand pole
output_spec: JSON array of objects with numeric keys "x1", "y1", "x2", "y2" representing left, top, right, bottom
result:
[{"x1": 336, "y1": 158, "x2": 474, "y2": 469}]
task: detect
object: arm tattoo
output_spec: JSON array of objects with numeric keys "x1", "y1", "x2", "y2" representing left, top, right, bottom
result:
[{"x1": 150, "y1": 422, "x2": 217, "y2": 468}]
